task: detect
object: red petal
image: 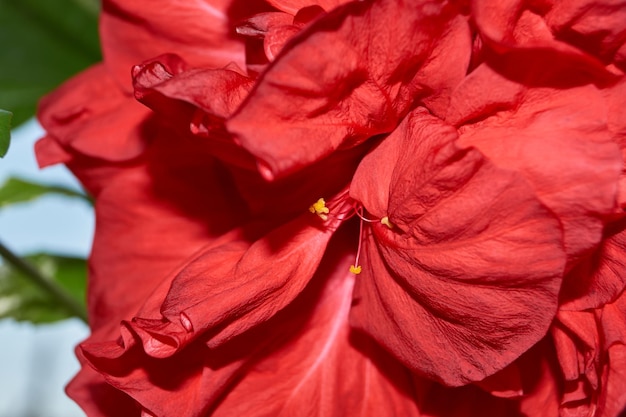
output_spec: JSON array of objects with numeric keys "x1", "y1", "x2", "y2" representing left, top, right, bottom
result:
[
  {"x1": 37, "y1": 64, "x2": 151, "y2": 164},
  {"x1": 131, "y1": 54, "x2": 257, "y2": 169},
  {"x1": 543, "y1": 0, "x2": 626, "y2": 68},
  {"x1": 450, "y1": 64, "x2": 622, "y2": 265},
  {"x1": 350, "y1": 108, "x2": 565, "y2": 386},
  {"x1": 100, "y1": 0, "x2": 245, "y2": 91},
  {"x1": 228, "y1": 0, "x2": 465, "y2": 179},
  {"x1": 266, "y1": 0, "x2": 345, "y2": 15},
  {"x1": 81, "y1": 226, "x2": 421, "y2": 417},
  {"x1": 471, "y1": 0, "x2": 613, "y2": 79},
  {"x1": 210, "y1": 235, "x2": 420, "y2": 417},
  {"x1": 86, "y1": 129, "x2": 247, "y2": 332},
  {"x1": 561, "y1": 219, "x2": 626, "y2": 310}
]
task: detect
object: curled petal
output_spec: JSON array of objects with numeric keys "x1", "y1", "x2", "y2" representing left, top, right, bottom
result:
[
  {"x1": 350, "y1": 109, "x2": 565, "y2": 386},
  {"x1": 131, "y1": 54, "x2": 257, "y2": 169},
  {"x1": 79, "y1": 224, "x2": 420, "y2": 417},
  {"x1": 100, "y1": 0, "x2": 245, "y2": 90},
  {"x1": 211, "y1": 234, "x2": 420, "y2": 417}
]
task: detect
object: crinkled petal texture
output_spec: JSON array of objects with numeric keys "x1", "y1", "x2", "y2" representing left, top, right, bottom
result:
[
  {"x1": 100, "y1": 0, "x2": 247, "y2": 90},
  {"x1": 448, "y1": 63, "x2": 622, "y2": 267},
  {"x1": 472, "y1": 0, "x2": 626, "y2": 73},
  {"x1": 81, "y1": 226, "x2": 422, "y2": 417},
  {"x1": 228, "y1": 0, "x2": 470, "y2": 179},
  {"x1": 551, "y1": 285, "x2": 626, "y2": 417},
  {"x1": 349, "y1": 108, "x2": 565, "y2": 386}
]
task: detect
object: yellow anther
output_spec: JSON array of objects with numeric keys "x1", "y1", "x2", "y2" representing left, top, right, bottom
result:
[
  {"x1": 309, "y1": 198, "x2": 330, "y2": 221},
  {"x1": 381, "y1": 216, "x2": 394, "y2": 229},
  {"x1": 349, "y1": 265, "x2": 362, "y2": 275}
]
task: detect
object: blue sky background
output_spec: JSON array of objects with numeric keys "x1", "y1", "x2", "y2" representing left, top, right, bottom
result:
[{"x1": 0, "y1": 119, "x2": 93, "y2": 417}]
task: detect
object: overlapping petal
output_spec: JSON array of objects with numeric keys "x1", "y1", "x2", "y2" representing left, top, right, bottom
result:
[
  {"x1": 211, "y1": 233, "x2": 420, "y2": 417},
  {"x1": 349, "y1": 108, "x2": 565, "y2": 386},
  {"x1": 78, "y1": 225, "x2": 422, "y2": 417},
  {"x1": 131, "y1": 53, "x2": 257, "y2": 169},
  {"x1": 448, "y1": 63, "x2": 622, "y2": 265},
  {"x1": 100, "y1": 0, "x2": 247, "y2": 90},
  {"x1": 551, "y1": 287, "x2": 626, "y2": 416},
  {"x1": 471, "y1": 0, "x2": 616, "y2": 79},
  {"x1": 228, "y1": 0, "x2": 469, "y2": 179},
  {"x1": 266, "y1": 0, "x2": 345, "y2": 15}
]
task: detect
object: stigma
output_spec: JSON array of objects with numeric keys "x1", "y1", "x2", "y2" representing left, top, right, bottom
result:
[
  {"x1": 308, "y1": 193, "x2": 395, "y2": 276},
  {"x1": 309, "y1": 198, "x2": 329, "y2": 221},
  {"x1": 349, "y1": 265, "x2": 362, "y2": 275}
]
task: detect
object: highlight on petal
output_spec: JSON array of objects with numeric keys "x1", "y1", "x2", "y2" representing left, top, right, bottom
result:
[
  {"x1": 228, "y1": 0, "x2": 467, "y2": 179},
  {"x1": 349, "y1": 108, "x2": 565, "y2": 386}
]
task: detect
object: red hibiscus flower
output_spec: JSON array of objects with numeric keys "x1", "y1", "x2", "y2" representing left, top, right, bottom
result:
[{"x1": 36, "y1": 0, "x2": 626, "y2": 416}]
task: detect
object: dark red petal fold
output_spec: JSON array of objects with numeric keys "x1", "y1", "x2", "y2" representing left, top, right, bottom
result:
[
  {"x1": 561, "y1": 219, "x2": 626, "y2": 310},
  {"x1": 471, "y1": 0, "x2": 615, "y2": 79},
  {"x1": 350, "y1": 108, "x2": 565, "y2": 386},
  {"x1": 228, "y1": 0, "x2": 467, "y2": 179}
]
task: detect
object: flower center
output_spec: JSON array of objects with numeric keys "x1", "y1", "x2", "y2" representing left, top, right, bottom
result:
[{"x1": 308, "y1": 193, "x2": 394, "y2": 275}]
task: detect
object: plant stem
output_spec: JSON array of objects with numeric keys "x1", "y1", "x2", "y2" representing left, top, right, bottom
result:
[{"x1": 0, "y1": 241, "x2": 88, "y2": 324}]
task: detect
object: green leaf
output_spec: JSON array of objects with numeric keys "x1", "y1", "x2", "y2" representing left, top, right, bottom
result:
[
  {"x1": 0, "y1": 176, "x2": 92, "y2": 208},
  {"x1": 0, "y1": 109, "x2": 11, "y2": 157},
  {"x1": 0, "y1": 253, "x2": 87, "y2": 323},
  {"x1": 0, "y1": 0, "x2": 101, "y2": 126}
]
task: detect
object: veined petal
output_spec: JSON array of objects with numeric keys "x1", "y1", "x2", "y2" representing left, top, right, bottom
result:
[
  {"x1": 350, "y1": 108, "x2": 565, "y2": 386},
  {"x1": 79, "y1": 224, "x2": 420, "y2": 417},
  {"x1": 228, "y1": 0, "x2": 466, "y2": 179},
  {"x1": 450, "y1": 64, "x2": 622, "y2": 265}
]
